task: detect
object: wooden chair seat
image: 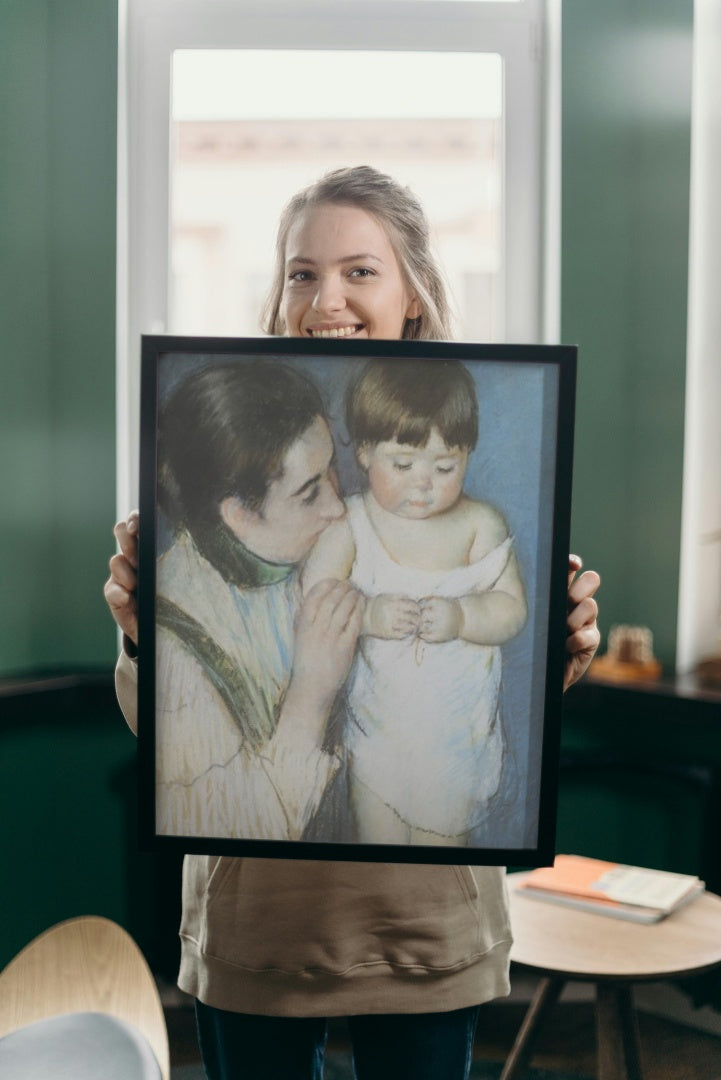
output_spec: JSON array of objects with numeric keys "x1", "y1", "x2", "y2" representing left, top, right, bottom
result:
[{"x1": 0, "y1": 916, "x2": 169, "y2": 1079}]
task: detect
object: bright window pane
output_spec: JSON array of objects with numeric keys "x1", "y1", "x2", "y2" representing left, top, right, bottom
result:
[{"x1": 170, "y1": 50, "x2": 503, "y2": 341}]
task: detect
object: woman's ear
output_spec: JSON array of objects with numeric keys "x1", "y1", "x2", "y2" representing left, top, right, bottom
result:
[
  {"x1": 406, "y1": 296, "x2": 422, "y2": 320},
  {"x1": 356, "y1": 444, "x2": 370, "y2": 471},
  {"x1": 220, "y1": 495, "x2": 257, "y2": 541}
]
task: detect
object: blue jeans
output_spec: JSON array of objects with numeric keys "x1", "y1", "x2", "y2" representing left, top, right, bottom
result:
[{"x1": 195, "y1": 1000, "x2": 481, "y2": 1080}]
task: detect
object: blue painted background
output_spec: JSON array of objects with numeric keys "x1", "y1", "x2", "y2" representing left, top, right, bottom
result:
[{"x1": 157, "y1": 349, "x2": 563, "y2": 849}]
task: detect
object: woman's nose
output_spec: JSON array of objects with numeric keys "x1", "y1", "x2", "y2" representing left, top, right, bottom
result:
[
  {"x1": 313, "y1": 274, "x2": 345, "y2": 314},
  {"x1": 321, "y1": 480, "x2": 346, "y2": 521}
]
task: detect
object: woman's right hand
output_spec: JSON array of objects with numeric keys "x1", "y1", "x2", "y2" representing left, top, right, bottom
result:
[
  {"x1": 103, "y1": 510, "x2": 139, "y2": 646},
  {"x1": 290, "y1": 578, "x2": 365, "y2": 717}
]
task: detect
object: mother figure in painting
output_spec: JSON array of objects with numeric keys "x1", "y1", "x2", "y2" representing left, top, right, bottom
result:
[{"x1": 152, "y1": 360, "x2": 363, "y2": 840}]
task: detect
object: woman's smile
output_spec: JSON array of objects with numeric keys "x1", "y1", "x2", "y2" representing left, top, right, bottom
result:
[{"x1": 306, "y1": 323, "x2": 365, "y2": 339}]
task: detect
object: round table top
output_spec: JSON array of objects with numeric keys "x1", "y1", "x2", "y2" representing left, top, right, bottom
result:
[{"x1": 508, "y1": 871, "x2": 721, "y2": 981}]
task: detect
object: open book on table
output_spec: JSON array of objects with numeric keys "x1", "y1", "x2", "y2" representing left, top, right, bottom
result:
[{"x1": 515, "y1": 854, "x2": 705, "y2": 924}]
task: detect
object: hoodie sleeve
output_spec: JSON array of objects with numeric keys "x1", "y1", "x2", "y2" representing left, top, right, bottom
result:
[{"x1": 115, "y1": 646, "x2": 139, "y2": 736}]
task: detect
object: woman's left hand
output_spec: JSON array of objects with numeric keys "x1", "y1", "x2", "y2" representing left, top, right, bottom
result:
[{"x1": 564, "y1": 554, "x2": 601, "y2": 691}]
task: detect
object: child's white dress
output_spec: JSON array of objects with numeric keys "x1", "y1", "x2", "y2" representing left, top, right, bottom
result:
[{"x1": 345, "y1": 493, "x2": 513, "y2": 838}]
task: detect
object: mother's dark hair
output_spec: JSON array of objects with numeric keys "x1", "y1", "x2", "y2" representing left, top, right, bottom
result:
[{"x1": 159, "y1": 362, "x2": 326, "y2": 533}]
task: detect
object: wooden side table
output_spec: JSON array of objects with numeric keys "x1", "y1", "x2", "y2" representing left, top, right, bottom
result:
[{"x1": 503, "y1": 873, "x2": 721, "y2": 1080}]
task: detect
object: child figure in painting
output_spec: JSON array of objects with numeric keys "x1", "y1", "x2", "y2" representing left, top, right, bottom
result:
[{"x1": 303, "y1": 358, "x2": 528, "y2": 846}]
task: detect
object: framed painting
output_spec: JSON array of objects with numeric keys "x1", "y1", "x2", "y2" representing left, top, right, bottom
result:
[{"x1": 137, "y1": 335, "x2": 576, "y2": 865}]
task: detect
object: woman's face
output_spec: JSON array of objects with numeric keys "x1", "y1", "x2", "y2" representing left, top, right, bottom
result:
[
  {"x1": 281, "y1": 203, "x2": 421, "y2": 341},
  {"x1": 222, "y1": 416, "x2": 345, "y2": 564}
]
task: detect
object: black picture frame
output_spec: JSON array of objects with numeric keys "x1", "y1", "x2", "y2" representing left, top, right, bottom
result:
[{"x1": 138, "y1": 335, "x2": 576, "y2": 865}]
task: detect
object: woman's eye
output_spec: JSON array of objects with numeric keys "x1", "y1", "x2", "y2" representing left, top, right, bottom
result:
[
  {"x1": 302, "y1": 485, "x2": 320, "y2": 506},
  {"x1": 393, "y1": 462, "x2": 413, "y2": 472},
  {"x1": 349, "y1": 267, "x2": 374, "y2": 279},
  {"x1": 289, "y1": 270, "x2": 313, "y2": 283},
  {"x1": 436, "y1": 465, "x2": 456, "y2": 475}
]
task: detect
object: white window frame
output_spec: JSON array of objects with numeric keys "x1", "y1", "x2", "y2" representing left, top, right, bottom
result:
[
  {"x1": 676, "y1": 0, "x2": 721, "y2": 674},
  {"x1": 116, "y1": 0, "x2": 558, "y2": 511}
]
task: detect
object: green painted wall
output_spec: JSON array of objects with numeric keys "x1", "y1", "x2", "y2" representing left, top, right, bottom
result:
[
  {"x1": 0, "y1": 0, "x2": 118, "y2": 675},
  {"x1": 562, "y1": 0, "x2": 693, "y2": 669}
]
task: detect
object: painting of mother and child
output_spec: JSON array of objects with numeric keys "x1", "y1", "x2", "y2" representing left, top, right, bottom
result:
[{"x1": 144, "y1": 341, "x2": 572, "y2": 862}]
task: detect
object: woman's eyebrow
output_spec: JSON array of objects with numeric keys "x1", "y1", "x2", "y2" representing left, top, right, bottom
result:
[
  {"x1": 291, "y1": 472, "x2": 321, "y2": 498},
  {"x1": 286, "y1": 253, "x2": 384, "y2": 266},
  {"x1": 338, "y1": 253, "x2": 383, "y2": 265}
]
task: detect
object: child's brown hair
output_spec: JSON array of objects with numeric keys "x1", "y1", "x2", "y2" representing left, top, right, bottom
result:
[{"x1": 346, "y1": 358, "x2": 478, "y2": 452}]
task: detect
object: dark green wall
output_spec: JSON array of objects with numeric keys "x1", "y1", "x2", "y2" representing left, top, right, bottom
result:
[
  {"x1": 0, "y1": 0, "x2": 118, "y2": 675},
  {"x1": 563, "y1": 0, "x2": 693, "y2": 669}
]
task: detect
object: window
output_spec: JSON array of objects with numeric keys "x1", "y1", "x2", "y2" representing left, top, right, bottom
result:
[
  {"x1": 169, "y1": 49, "x2": 503, "y2": 340},
  {"x1": 117, "y1": 0, "x2": 556, "y2": 509}
]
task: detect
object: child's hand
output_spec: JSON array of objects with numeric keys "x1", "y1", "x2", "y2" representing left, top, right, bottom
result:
[
  {"x1": 418, "y1": 596, "x2": 463, "y2": 643},
  {"x1": 366, "y1": 594, "x2": 421, "y2": 639}
]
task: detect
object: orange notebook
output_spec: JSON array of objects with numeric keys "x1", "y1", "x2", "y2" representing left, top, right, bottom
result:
[{"x1": 517, "y1": 855, "x2": 703, "y2": 923}]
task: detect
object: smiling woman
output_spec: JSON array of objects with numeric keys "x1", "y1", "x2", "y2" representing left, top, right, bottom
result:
[
  {"x1": 107, "y1": 144, "x2": 597, "y2": 1080},
  {"x1": 263, "y1": 166, "x2": 451, "y2": 341}
]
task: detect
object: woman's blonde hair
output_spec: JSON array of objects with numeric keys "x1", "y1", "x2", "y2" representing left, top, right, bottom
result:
[{"x1": 261, "y1": 165, "x2": 454, "y2": 341}]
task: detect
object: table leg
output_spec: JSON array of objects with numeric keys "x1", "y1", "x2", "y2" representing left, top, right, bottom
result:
[
  {"x1": 596, "y1": 982, "x2": 643, "y2": 1080},
  {"x1": 499, "y1": 976, "x2": 565, "y2": 1080}
]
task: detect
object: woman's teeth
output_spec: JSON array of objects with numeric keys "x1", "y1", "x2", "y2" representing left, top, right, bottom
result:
[{"x1": 310, "y1": 325, "x2": 360, "y2": 338}]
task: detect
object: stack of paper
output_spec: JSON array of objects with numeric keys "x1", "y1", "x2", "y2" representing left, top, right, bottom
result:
[{"x1": 517, "y1": 854, "x2": 705, "y2": 923}]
